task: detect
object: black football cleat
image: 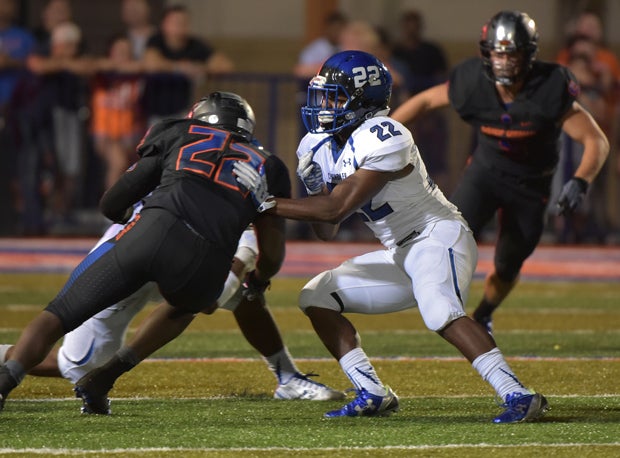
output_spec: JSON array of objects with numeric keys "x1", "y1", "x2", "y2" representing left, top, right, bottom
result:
[
  {"x1": 0, "y1": 365, "x2": 18, "y2": 413},
  {"x1": 74, "y1": 369, "x2": 114, "y2": 415}
]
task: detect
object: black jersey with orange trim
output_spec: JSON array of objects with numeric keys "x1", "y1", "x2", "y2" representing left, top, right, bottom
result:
[
  {"x1": 109, "y1": 118, "x2": 291, "y2": 256},
  {"x1": 448, "y1": 57, "x2": 579, "y2": 177}
]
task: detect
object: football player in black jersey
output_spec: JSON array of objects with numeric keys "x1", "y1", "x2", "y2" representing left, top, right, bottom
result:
[
  {"x1": 391, "y1": 11, "x2": 609, "y2": 333},
  {"x1": 0, "y1": 92, "x2": 298, "y2": 414}
]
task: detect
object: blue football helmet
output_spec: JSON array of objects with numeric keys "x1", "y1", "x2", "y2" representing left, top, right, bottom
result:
[{"x1": 302, "y1": 50, "x2": 392, "y2": 134}]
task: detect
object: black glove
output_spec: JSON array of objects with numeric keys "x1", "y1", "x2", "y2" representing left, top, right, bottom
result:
[
  {"x1": 242, "y1": 270, "x2": 271, "y2": 304},
  {"x1": 557, "y1": 177, "x2": 589, "y2": 215}
]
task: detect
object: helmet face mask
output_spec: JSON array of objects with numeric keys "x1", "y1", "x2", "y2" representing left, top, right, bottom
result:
[
  {"x1": 489, "y1": 50, "x2": 525, "y2": 86},
  {"x1": 479, "y1": 11, "x2": 538, "y2": 85},
  {"x1": 302, "y1": 50, "x2": 392, "y2": 134},
  {"x1": 189, "y1": 91, "x2": 256, "y2": 140},
  {"x1": 305, "y1": 75, "x2": 355, "y2": 132}
]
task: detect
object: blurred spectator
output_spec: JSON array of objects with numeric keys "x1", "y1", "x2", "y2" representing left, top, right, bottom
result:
[
  {"x1": 374, "y1": 25, "x2": 412, "y2": 107},
  {"x1": 557, "y1": 11, "x2": 620, "y2": 69},
  {"x1": 121, "y1": 0, "x2": 155, "y2": 60},
  {"x1": 9, "y1": 64, "x2": 54, "y2": 235},
  {"x1": 563, "y1": 35, "x2": 611, "y2": 120},
  {"x1": 552, "y1": 30, "x2": 618, "y2": 243},
  {"x1": 338, "y1": 20, "x2": 406, "y2": 93},
  {"x1": 0, "y1": 0, "x2": 36, "y2": 234},
  {"x1": 91, "y1": 35, "x2": 144, "y2": 190},
  {"x1": 392, "y1": 10, "x2": 451, "y2": 194},
  {"x1": 141, "y1": 4, "x2": 234, "y2": 125},
  {"x1": 27, "y1": 21, "x2": 97, "y2": 231},
  {"x1": 30, "y1": 0, "x2": 73, "y2": 57},
  {"x1": 553, "y1": 11, "x2": 620, "y2": 243},
  {"x1": 293, "y1": 11, "x2": 346, "y2": 79},
  {"x1": 557, "y1": 11, "x2": 620, "y2": 133},
  {"x1": 392, "y1": 10, "x2": 448, "y2": 94}
]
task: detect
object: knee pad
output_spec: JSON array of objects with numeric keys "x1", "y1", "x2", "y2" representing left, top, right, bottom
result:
[
  {"x1": 298, "y1": 270, "x2": 343, "y2": 313},
  {"x1": 417, "y1": 294, "x2": 466, "y2": 332}
]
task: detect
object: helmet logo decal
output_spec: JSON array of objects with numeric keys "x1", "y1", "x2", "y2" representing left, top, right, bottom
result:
[
  {"x1": 353, "y1": 66, "x2": 381, "y2": 88},
  {"x1": 310, "y1": 75, "x2": 327, "y2": 87}
]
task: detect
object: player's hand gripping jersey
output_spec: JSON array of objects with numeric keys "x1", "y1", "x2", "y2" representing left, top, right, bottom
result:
[{"x1": 297, "y1": 116, "x2": 464, "y2": 249}]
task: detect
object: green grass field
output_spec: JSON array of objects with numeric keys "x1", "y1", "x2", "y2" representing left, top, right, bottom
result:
[{"x1": 0, "y1": 274, "x2": 619, "y2": 457}]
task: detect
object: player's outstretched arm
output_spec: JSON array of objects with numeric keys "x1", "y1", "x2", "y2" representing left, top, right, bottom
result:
[
  {"x1": 557, "y1": 101, "x2": 609, "y2": 215},
  {"x1": 390, "y1": 83, "x2": 450, "y2": 124},
  {"x1": 561, "y1": 101, "x2": 609, "y2": 184}
]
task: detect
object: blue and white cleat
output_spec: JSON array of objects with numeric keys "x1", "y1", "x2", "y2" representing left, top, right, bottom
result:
[
  {"x1": 324, "y1": 387, "x2": 399, "y2": 418},
  {"x1": 274, "y1": 372, "x2": 345, "y2": 401},
  {"x1": 493, "y1": 392, "x2": 549, "y2": 423}
]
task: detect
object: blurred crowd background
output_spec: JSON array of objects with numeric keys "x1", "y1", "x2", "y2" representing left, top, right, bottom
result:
[{"x1": 0, "y1": 0, "x2": 618, "y2": 244}]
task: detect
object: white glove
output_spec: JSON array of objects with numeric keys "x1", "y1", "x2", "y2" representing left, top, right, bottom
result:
[
  {"x1": 297, "y1": 150, "x2": 324, "y2": 195},
  {"x1": 233, "y1": 161, "x2": 276, "y2": 213}
]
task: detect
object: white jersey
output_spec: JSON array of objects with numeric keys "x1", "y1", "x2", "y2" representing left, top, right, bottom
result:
[{"x1": 297, "y1": 116, "x2": 465, "y2": 248}]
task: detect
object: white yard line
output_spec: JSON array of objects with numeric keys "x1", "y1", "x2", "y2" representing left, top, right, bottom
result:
[{"x1": 0, "y1": 443, "x2": 619, "y2": 455}]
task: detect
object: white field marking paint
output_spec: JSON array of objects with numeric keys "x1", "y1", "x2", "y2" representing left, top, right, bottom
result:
[
  {"x1": 0, "y1": 444, "x2": 619, "y2": 455},
  {"x1": 12, "y1": 393, "x2": 620, "y2": 402},
  {"x1": 138, "y1": 355, "x2": 620, "y2": 363}
]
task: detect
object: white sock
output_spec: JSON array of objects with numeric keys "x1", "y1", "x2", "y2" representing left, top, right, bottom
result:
[
  {"x1": 216, "y1": 271, "x2": 241, "y2": 309},
  {"x1": 0, "y1": 345, "x2": 11, "y2": 364},
  {"x1": 264, "y1": 347, "x2": 299, "y2": 384},
  {"x1": 472, "y1": 347, "x2": 530, "y2": 401},
  {"x1": 339, "y1": 347, "x2": 385, "y2": 396}
]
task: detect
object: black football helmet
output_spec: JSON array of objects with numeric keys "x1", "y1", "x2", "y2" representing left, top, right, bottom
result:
[
  {"x1": 189, "y1": 91, "x2": 256, "y2": 140},
  {"x1": 301, "y1": 50, "x2": 392, "y2": 134},
  {"x1": 479, "y1": 11, "x2": 538, "y2": 85}
]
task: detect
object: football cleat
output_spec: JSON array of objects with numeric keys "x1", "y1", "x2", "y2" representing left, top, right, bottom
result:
[
  {"x1": 0, "y1": 366, "x2": 18, "y2": 412},
  {"x1": 74, "y1": 369, "x2": 114, "y2": 415},
  {"x1": 324, "y1": 386, "x2": 399, "y2": 418},
  {"x1": 493, "y1": 392, "x2": 549, "y2": 423},
  {"x1": 274, "y1": 372, "x2": 345, "y2": 401}
]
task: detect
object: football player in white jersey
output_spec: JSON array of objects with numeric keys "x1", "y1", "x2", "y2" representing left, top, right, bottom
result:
[{"x1": 233, "y1": 50, "x2": 548, "y2": 423}]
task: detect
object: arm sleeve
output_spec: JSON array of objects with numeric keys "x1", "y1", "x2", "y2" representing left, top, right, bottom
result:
[{"x1": 99, "y1": 156, "x2": 162, "y2": 223}]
